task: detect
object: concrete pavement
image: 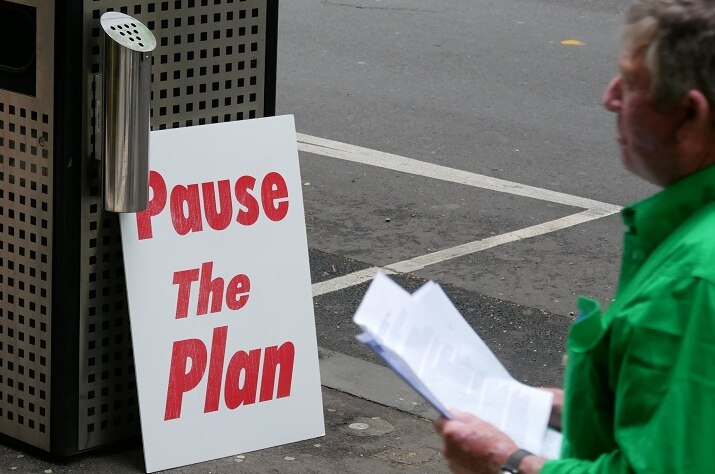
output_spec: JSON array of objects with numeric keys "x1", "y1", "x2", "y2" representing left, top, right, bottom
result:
[
  {"x1": 0, "y1": 250, "x2": 570, "y2": 473},
  {"x1": 0, "y1": 386, "x2": 446, "y2": 474}
]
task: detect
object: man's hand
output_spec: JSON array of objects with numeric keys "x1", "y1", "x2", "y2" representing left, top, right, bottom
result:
[
  {"x1": 434, "y1": 410, "x2": 518, "y2": 474},
  {"x1": 541, "y1": 388, "x2": 564, "y2": 431},
  {"x1": 434, "y1": 410, "x2": 547, "y2": 474}
]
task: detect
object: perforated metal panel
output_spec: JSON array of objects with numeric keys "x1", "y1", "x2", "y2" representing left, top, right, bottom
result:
[
  {"x1": 0, "y1": 0, "x2": 55, "y2": 450},
  {"x1": 78, "y1": 0, "x2": 272, "y2": 449}
]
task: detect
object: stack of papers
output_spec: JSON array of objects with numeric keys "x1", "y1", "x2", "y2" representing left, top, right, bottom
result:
[{"x1": 353, "y1": 273, "x2": 562, "y2": 458}]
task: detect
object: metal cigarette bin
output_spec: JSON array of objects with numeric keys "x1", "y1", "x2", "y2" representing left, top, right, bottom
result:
[
  {"x1": 0, "y1": 0, "x2": 278, "y2": 456},
  {"x1": 100, "y1": 12, "x2": 156, "y2": 213}
]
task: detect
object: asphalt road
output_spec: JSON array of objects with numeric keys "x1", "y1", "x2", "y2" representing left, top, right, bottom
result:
[{"x1": 279, "y1": 0, "x2": 656, "y2": 317}]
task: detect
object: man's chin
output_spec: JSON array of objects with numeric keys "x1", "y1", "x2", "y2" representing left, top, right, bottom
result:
[{"x1": 620, "y1": 153, "x2": 643, "y2": 179}]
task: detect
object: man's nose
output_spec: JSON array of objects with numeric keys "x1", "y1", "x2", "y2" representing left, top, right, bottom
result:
[{"x1": 602, "y1": 75, "x2": 623, "y2": 113}]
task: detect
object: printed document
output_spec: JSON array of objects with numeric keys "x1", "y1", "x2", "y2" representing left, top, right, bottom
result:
[{"x1": 353, "y1": 272, "x2": 562, "y2": 458}]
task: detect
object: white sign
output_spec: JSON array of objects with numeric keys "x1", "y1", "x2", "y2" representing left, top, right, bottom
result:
[{"x1": 119, "y1": 116, "x2": 325, "y2": 473}]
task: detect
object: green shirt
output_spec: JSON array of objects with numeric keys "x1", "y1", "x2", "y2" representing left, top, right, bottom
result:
[{"x1": 542, "y1": 165, "x2": 715, "y2": 473}]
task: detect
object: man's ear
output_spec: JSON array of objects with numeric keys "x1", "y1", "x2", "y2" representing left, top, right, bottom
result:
[{"x1": 676, "y1": 90, "x2": 712, "y2": 156}]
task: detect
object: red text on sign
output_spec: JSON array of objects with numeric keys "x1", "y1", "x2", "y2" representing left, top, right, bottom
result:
[
  {"x1": 164, "y1": 326, "x2": 295, "y2": 420},
  {"x1": 136, "y1": 170, "x2": 290, "y2": 240},
  {"x1": 172, "y1": 261, "x2": 250, "y2": 318}
]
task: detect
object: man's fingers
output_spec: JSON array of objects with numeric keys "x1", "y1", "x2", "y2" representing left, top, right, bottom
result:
[
  {"x1": 540, "y1": 387, "x2": 564, "y2": 397},
  {"x1": 435, "y1": 410, "x2": 474, "y2": 433},
  {"x1": 450, "y1": 408, "x2": 478, "y2": 422}
]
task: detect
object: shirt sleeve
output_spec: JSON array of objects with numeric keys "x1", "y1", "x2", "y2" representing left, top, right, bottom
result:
[{"x1": 540, "y1": 277, "x2": 715, "y2": 474}]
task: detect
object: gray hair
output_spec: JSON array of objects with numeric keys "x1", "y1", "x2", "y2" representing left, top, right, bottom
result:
[{"x1": 624, "y1": 0, "x2": 715, "y2": 107}]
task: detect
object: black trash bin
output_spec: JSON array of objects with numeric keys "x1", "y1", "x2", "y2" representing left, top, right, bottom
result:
[{"x1": 0, "y1": 0, "x2": 277, "y2": 456}]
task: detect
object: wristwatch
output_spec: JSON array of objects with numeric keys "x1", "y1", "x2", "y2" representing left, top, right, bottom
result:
[{"x1": 501, "y1": 448, "x2": 533, "y2": 473}]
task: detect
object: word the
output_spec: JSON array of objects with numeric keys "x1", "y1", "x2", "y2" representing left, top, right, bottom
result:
[
  {"x1": 137, "y1": 170, "x2": 289, "y2": 240},
  {"x1": 164, "y1": 326, "x2": 295, "y2": 420},
  {"x1": 173, "y1": 261, "x2": 250, "y2": 318}
]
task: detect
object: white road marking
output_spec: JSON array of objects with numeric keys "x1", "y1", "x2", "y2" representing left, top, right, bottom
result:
[
  {"x1": 299, "y1": 133, "x2": 623, "y2": 296},
  {"x1": 297, "y1": 133, "x2": 621, "y2": 214},
  {"x1": 312, "y1": 267, "x2": 392, "y2": 297},
  {"x1": 305, "y1": 135, "x2": 622, "y2": 414},
  {"x1": 312, "y1": 208, "x2": 618, "y2": 297},
  {"x1": 385, "y1": 208, "x2": 616, "y2": 273}
]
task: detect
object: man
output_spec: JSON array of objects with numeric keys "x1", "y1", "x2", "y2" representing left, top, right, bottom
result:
[{"x1": 435, "y1": 1, "x2": 715, "y2": 472}]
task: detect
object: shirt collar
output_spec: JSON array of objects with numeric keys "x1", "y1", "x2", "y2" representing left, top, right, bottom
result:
[{"x1": 622, "y1": 164, "x2": 715, "y2": 258}]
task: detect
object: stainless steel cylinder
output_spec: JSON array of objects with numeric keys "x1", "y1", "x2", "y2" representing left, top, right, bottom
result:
[{"x1": 100, "y1": 12, "x2": 156, "y2": 213}]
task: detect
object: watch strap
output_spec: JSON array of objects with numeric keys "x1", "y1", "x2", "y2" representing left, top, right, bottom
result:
[{"x1": 501, "y1": 448, "x2": 534, "y2": 474}]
